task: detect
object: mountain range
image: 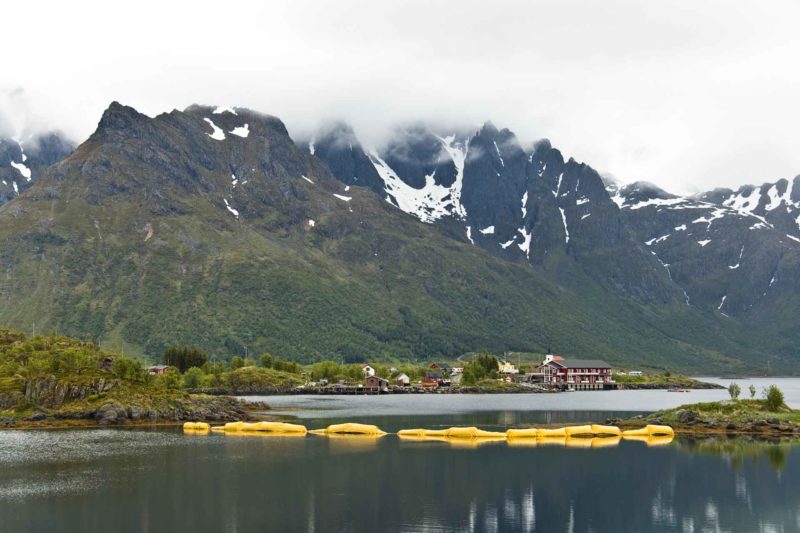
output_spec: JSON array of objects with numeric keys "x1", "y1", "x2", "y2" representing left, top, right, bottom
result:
[{"x1": 0, "y1": 103, "x2": 797, "y2": 373}]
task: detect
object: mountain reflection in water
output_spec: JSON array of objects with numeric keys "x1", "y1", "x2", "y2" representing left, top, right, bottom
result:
[{"x1": 1, "y1": 421, "x2": 798, "y2": 532}]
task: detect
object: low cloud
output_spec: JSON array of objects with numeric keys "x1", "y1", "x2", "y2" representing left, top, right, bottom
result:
[{"x1": 4, "y1": 0, "x2": 800, "y2": 195}]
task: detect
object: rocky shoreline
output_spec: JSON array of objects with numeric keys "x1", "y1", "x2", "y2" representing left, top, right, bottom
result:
[
  {"x1": 1, "y1": 395, "x2": 268, "y2": 430},
  {"x1": 614, "y1": 407, "x2": 800, "y2": 437}
]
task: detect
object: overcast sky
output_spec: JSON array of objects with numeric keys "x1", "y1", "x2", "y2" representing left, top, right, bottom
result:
[{"x1": 2, "y1": 0, "x2": 799, "y2": 193}]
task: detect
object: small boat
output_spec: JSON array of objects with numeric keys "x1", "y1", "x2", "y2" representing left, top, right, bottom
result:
[{"x1": 668, "y1": 388, "x2": 690, "y2": 392}]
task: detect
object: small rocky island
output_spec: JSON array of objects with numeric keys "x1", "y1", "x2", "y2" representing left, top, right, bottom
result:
[
  {"x1": 615, "y1": 387, "x2": 800, "y2": 437},
  {"x1": 0, "y1": 328, "x2": 263, "y2": 428}
]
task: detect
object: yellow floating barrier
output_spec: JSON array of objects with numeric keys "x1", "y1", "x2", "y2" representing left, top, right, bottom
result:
[
  {"x1": 397, "y1": 433, "x2": 449, "y2": 443},
  {"x1": 183, "y1": 429, "x2": 211, "y2": 436},
  {"x1": 537, "y1": 436, "x2": 567, "y2": 446},
  {"x1": 443, "y1": 426, "x2": 481, "y2": 439},
  {"x1": 250, "y1": 421, "x2": 308, "y2": 434},
  {"x1": 646, "y1": 435, "x2": 675, "y2": 446},
  {"x1": 224, "y1": 430, "x2": 306, "y2": 439},
  {"x1": 506, "y1": 428, "x2": 539, "y2": 439},
  {"x1": 565, "y1": 425, "x2": 594, "y2": 437},
  {"x1": 591, "y1": 424, "x2": 622, "y2": 436},
  {"x1": 397, "y1": 429, "x2": 429, "y2": 437},
  {"x1": 591, "y1": 436, "x2": 621, "y2": 448},
  {"x1": 622, "y1": 427, "x2": 650, "y2": 438},
  {"x1": 622, "y1": 424, "x2": 675, "y2": 438},
  {"x1": 223, "y1": 421, "x2": 248, "y2": 432},
  {"x1": 537, "y1": 427, "x2": 567, "y2": 438},
  {"x1": 311, "y1": 423, "x2": 387, "y2": 436},
  {"x1": 474, "y1": 429, "x2": 507, "y2": 438},
  {"x1": 322, "y1": 432, "x2": 386, "y2": 441},
  {"x1": 183, "y1": 422, "x2": 211, "y2": 431},
  {"x1": 565, "y1": 437, "x2": 593, "y2": 448},
  {"x1": 646, "y1": 424, "x2": 675, "y2": 436},
  {"x1": 622, "y1": 434, "x2": 650, "y2": 443},
  {"x1": 506, "y1": 437, "x2": 538, "y2": 448},
  {"x1": 447, "y1": 436, "x2": 506, "y2": 448}
]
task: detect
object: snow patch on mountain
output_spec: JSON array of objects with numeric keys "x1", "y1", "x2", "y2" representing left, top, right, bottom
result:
[
  {"x1": 203, "y1": 118, "x2": 226, "y2": 140},
  {"x1": 367, "y1": 135, "x2": 468, "y2": 224},
  {"x1": 223, "y1": 198, "x2": 239, "y2": 218},
  {"x1": 230, "y1": 124, "x2": 250, "y2": 138},
  {"x1": 213, "y1": 106, "x2": 237, "y2": 115},
  {"x1": 559, "y1": 207, "x2": 569, "y2": 243},
  {"x1": 493, "y1": 141, "x2": 504, "y2": 167},
  {"x1": 521, "y1": 191, "x2": 528, "y2": 218},
  {"x1": 10, "y1": 161, "x2": 30, "y2": 180},
  {"x1": 517, "y1": 227, "x2": 532, "y2": 259}
]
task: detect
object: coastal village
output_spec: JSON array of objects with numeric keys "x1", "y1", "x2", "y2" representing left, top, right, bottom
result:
[{"x1": 286, "y1": 354, "x2": 622, "y2": 394}]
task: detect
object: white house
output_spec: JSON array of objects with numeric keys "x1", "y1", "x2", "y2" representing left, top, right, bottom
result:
[
  {"x1": 362, "y1": 364, "x2": 376, "y2": 377},
  {"x1": 498, "y1": 360, "x2": 519, "y2": 374},
  {"x1": 395, "y1": 373, "x2": 410, "y2": 386}
]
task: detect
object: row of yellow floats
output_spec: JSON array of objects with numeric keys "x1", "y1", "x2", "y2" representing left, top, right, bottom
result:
[{"x1": 183, "y1": 421, "x2": 673, "y2": 446}]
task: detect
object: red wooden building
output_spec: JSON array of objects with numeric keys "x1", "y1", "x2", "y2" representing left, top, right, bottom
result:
[{"x1": 540, "y1": 357, "x2": 612, "y2": 389}]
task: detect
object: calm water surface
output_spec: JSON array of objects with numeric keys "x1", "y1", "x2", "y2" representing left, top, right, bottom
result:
[{"x1": 1, "y1": 378, "x2": 799, "y2": 532}]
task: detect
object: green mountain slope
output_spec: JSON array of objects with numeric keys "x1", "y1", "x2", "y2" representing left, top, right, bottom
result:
[{"x1": 0, "y1": 103, "x2": 788, "y2": 372}]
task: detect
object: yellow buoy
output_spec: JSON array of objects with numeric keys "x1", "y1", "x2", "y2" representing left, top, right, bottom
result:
[
  {"x1": 474, "y1": 429, "x2": 507, "y2": 438},
  {"x1": 565, "y1": 425, "x2": 594, "y2": 437},
  {"x1": 397, "y1": 429, "x2": 429, "y2": 437},
  {"x1": 622, "y1": 427, "x2": 650, "y2": 438},
  {"x1": 183, "y1": 421, "x2": 211, "y2": 431},
  {"x1": 506, "y1": 428, "x2": 539, "y2": 439},
  {"x1": 443, "y1": 427, "x2": 480, "y2": 438},
  {"x1": 591, "y1": 424, "x2": 622, "y2": 436},
  {"x1": 646, "y1": 424, "x2": 674, "y2": 436},
  {"x1": 312, "y1": 423, "x2": 387, "y2": 436},
  {"x1": 537, "y1": 427, "x2": 567, "y2": 438},
  {"x1": 250, "y1": 421, "x2": 308, "y2": 434}
]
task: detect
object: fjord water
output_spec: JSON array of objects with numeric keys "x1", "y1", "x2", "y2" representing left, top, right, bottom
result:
[{"x1": 2, "y1": 382, "x2": 800, "y2": 532}]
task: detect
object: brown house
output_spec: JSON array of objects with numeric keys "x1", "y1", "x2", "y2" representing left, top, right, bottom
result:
[{"x1": 365, "y1": 375, "x2": 389, "y2": 392}]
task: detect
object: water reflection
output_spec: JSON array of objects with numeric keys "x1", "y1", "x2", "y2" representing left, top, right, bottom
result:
[{"x1": 0, "y1": 425, "x2": 798, "y2": 532}]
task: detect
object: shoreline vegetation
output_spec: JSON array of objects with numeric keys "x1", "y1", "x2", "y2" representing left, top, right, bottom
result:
[
  {"x1": 617, "y1": 385, "x2": 800, "y2": 437},
  {"x1": 0, "y1": 325, "x2": 773, "y2": 432}
]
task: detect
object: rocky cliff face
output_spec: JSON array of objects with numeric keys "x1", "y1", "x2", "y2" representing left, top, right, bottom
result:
[
  {"x1": 0, "y1": 132, "x2": 74, "y2": 205},
  {"x1": 307, "y1": 121, "x2": 683, "y2": 305}
]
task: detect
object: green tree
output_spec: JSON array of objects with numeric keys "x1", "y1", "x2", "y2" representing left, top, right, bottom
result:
[
  {"x1": 111, "y1": 357, "x2": 146, "y2": 382},
  {"x1": 183, "y1": 367, "x2": 205, "y2": 389},
  {"x1": 749, "y1": 384, "x2": 757, "y2": 399},
  {"x1": 764, "y1": 385, "x2": 785, "y2": 412},
  {"x1": 163, "y1": 346, "x2": 208, "y2": 373},
  {"x1": 462, "y1": 354, "x2": 499, "y2": 385},
  {"x1": 728, "y1": 382, "x2": 741, "y2": 401},
  {"x1": 259, "y1": 353, "x2": 274, "y2": 368},
  {"x1": 155, "y1": 369, "x2": 181, "y2": 390},
  {"x1": 273, "y1": 359, "x2": 301, "y2": 374},
  {"x1": 230, "y1": 356, "x2": 245, "y2": 370}
]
